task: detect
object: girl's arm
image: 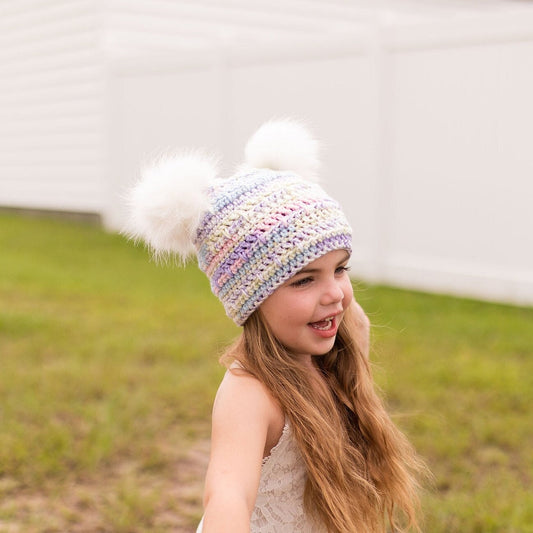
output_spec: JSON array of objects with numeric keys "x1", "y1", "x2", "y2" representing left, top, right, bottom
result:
[{"x1": 201, "y1": 369, "x2": 282, "y2": 533}]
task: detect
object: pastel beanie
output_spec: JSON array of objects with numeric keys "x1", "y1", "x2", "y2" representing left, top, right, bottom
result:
[{"x1": 125, "y1": 119, "x2": 352, "y2": 325}]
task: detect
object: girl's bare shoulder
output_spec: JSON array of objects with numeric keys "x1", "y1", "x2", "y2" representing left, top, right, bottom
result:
[
  {"x1": 211, "y1": 366, "x2": 285, "y2": 458},
  {"x1": 213, "y1": 366, "x2": 282, "y2": 427}
]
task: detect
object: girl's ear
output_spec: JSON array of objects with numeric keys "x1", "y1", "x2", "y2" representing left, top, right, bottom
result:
[
  {"x1": 122, "y1": 151, "x2": 218, "y2": 262},
  {"x1": 244, "y1": 119, "x2": 320, "y2": 182}
]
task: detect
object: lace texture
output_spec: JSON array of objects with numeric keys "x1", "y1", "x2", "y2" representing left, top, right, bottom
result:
[
  {"x1": 250, "y1": 423, "x2": 325, "y2": 532},
  {"x1": 197, "y1": 423, "x2": 325, "y2": 533}
]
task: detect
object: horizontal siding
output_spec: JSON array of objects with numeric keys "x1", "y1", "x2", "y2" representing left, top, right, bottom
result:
[
  {"x1": 0, "y1": 67, "x2": 103, "y2": 97},
  {"x1": 105, "y1": 0, "x2": 359, "y2": 35},
  {"x1": 1, "y1": 80, "x2": 104, "y2": 106},
  {"x1": 0, "y1": 115, "x2": 103, "y2": 135},
  {"x1": 101, "y1": 0, "x2": 368, "y2": 57},
  {"x1": 0, "y1": 95, "x2": 103, "y2": 117},
  {"x1": 0, "y1": 0, "x2": 106, "y2": 213},
  {"x1": 2, "y1": 0, "x2": 532, "y2": 217}
]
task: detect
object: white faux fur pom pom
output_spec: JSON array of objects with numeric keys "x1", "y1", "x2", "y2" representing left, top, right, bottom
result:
[
  {"x1": 124, "y1": 152, "x2": 217, "y2": 261},
  {"x1": 244, "y1": 119, "x2": 320, "y2": 181}
]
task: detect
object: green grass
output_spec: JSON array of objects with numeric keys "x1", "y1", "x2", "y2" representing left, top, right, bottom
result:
[
  {"x1": 357, "y1": 286, "x2": 533, "y2": 533},
  {"x1": 1, "y1": 213, "x2": 532, "y2": 532}
]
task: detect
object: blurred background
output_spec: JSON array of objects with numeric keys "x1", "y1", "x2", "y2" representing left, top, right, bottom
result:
[
  {"x1": 1, "y1": 0, "x2": 532, "y2": 305},
  {"x1": 1, "y1": 1, "x2": 533, "y2": 532}
]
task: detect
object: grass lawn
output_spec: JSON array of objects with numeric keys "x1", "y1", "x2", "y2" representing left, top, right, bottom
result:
[{"x1": 1, "y1": 213, "x2": 532, "y2": 532}]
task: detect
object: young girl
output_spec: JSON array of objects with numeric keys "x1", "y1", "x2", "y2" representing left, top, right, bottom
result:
[{"x1": 125, "y1": 120, "x2": 425, "y2": 532}]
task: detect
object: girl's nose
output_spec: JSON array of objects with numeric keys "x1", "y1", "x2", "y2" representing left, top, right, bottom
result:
[{"x1": 320, "y1": 279, "x2": 344, "y2": 306}]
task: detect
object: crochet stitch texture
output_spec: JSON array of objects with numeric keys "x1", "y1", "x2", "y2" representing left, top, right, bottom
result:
[{"x1": 195, "y1": 169, "x2": 352, "y2": 325}]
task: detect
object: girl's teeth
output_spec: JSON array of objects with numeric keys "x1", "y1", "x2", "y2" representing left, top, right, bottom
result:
[{"x1": 311, "y1": 318, "x2": 333, "y2": 330}]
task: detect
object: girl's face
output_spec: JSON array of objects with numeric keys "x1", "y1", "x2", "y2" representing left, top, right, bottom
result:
[{"x1": 259, "y1": 249, "x2": 353, "y2": 361}]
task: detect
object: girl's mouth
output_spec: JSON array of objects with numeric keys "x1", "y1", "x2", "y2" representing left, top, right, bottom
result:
[
  {"x1": 308, "y1": 315, "x2": 341, "y2": 339},
  {"x1": 309, "y1": 317, "x2": 335, "y2": 331},
  {"x1": 308, "y1": 316, "x2": 338, "y2": 339}
]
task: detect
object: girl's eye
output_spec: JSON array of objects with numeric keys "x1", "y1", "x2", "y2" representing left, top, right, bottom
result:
[
  {"x1": 290, "y1": 276, "x2": 313, "y2": 287},
  {"x1": 335, "y1": 265, "x2": 351, "y2": 275}
]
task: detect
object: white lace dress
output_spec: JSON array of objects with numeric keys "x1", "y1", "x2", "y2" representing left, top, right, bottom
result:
[{"x1": 196, "y1": 423, "x2": 325, "y2": 532}]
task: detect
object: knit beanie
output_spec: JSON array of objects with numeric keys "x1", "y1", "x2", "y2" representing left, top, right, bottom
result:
[{"x1": 125, "y1": 119, "x2": 352, "y2": 325}]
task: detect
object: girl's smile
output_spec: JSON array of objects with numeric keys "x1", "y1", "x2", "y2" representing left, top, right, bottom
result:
[
  {"x1": 259, "y1": 249, "x2": 353, "y2": 361},
  {"x1": 308, "y1": 314, "x2": 340, "y2": 337}
]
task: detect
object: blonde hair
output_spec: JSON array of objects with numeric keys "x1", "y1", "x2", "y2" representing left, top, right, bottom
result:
[{"x1": 221, "y1": 301, "x2": 426, "y2": 533}]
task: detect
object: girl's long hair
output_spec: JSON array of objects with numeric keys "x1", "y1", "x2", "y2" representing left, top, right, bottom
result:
[{"x1": 221, "y1": 300, "x2": 427, "y2": 533}]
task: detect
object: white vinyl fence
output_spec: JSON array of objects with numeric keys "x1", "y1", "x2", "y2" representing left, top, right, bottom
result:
[
  {"x1": 1, "y1": 1, "x2": 532, "y2": 306},
  {"x1": 105, "y1": 16, "x2": 533, "y2": 306}
]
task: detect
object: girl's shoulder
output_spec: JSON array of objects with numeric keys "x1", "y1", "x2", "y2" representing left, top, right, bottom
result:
[
  {"x1": 214, "y1": 365, "x2": 281, "y2": 423},
  {"x1": 213, "y1": 365, "x2": 285, "y2": 456}
]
